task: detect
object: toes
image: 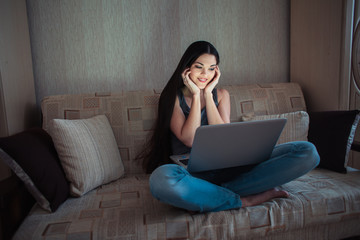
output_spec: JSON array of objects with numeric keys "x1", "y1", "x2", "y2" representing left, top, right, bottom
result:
[{"x1": 272, "y1": 189, "x2": 289, "y2": 198}]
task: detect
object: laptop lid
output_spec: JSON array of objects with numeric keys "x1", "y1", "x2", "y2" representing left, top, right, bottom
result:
[{"x1": 186, "y1": 118, "x2": 287, "y2": 173}]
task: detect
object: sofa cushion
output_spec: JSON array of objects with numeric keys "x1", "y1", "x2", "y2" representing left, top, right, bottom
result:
[
  {"x1": 12, "y1": 169, "x2": 360, "y2": 239},
  {"x1": 0, "y1": 128, "x2": 69, "y2": 212},
  {"x1": 308, "y1": 110, "x2": 360, "y2": 173},
  {"x1": 242, "y1": 111, "x2": 309, "y2": 144},
  {"x1": 49, "y1": 115, "x2": 125, "y2": 196}
]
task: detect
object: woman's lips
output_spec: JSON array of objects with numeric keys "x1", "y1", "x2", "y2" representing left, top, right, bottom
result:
[{"x1": 198, "y1": 78, "x2": 207, "y2": 83}]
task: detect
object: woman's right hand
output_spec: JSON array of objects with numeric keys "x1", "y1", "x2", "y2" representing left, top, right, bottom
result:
[{"x1": 182, "y1": 68, "x2": 200, "y2": 96}]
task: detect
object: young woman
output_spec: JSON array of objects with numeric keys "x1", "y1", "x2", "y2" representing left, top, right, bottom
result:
[{"x1": 142, "y1": 41, "x2": 320, "y2": 212}]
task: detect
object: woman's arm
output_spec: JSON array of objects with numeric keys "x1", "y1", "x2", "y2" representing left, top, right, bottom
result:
[
  {"x1": 170, "y1": 69, "x2": 202, "y2": 147},
  {"x1": 204, "y1": 67, "x2": 231, "y2": 124},
  {"x1": 205, "y1": 88, "x2": 231, "y2": 125},
  {"x1": 170, "y1": 93, "x2": 201, "y2": 147}
]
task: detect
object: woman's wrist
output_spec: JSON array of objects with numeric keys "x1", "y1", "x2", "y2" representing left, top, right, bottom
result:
[
  {"x1": 192, "y1": 92, "x2": 201, "y2": 101},
  {"x1": 204, "y1": 91, "x2": 213, "y2": 100}
]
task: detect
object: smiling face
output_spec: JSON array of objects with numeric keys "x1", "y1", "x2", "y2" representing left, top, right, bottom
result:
[{"x1": 188, "y1": 54, "x2": 217, "y2": 89}]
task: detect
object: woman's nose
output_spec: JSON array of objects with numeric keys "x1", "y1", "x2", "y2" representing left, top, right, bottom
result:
[{"x1": 201, "y1": 68, "x2": 208, "y2": 75}]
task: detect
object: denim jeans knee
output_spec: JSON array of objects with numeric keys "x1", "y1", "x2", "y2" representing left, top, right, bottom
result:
[
  {"x1": 149, "y1": 164, "x2": 188, "y2": 200},
  {"x1": 287, "y1": 141, "x2": 320, "y2": 171},
  {"x1": 149, "y1": 164, "x2": 242, "y2": 212}
]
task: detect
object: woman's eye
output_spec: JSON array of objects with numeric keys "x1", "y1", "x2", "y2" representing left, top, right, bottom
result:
[
  {"x1": 209, "y1": 68, "x2": 215, "y2": 71},
  {"x1": 195, "y1": 65, "x2": 202, "y2": 69}
]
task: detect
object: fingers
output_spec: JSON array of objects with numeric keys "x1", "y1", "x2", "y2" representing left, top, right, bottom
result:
[
  {"x1": 205, "y1": 68, "x2": 220, "y2": 94},
  {"x1": 182, "y1": 68, "x2": 200, "y2": 95},
  {"x1": 181, "y1": 68, "x2": 190, "y2": 80},
  {"x1": 182, "y1": 70, "x2": 190, "y2": 86},
  {"x1": 205, "y1": 79, "x2": 218, "y2": 93},
  {"x1": 182, "y1": 68, "x2": 192, "y2": 87},
  {"x1": 185, "y1": 78, "x2": 199, "y2": 93},
  {"x1": 214, "y1": 66, "x2": 221, "y2": 81}
]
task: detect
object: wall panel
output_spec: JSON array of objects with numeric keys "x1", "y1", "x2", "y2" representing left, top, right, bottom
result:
[
  {"x1": 0, "y1": 0, "x2": 37, "y2": 180},
  {"x1": 26, "y1": 0, "x2": 290, "y2": 105},
  {"x1": 290, "y1": 0, "x2": 343, "y2": 111}
]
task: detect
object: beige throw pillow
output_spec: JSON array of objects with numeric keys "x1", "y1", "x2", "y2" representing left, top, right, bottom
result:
[
  {"x1": 49, "y1": 115, "x2": 124, "y2": 196},
  {"x1": 242, "y1": 111, "x2": 309, "y2": 144}
]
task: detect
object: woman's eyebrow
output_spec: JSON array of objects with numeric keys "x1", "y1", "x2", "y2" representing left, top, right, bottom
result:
[{"x1": 195, "y1": 62, "x2": 217, "y2": 67}]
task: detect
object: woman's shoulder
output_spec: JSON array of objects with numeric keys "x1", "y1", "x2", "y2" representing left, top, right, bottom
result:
[{"x1": 216, "y1": 88, "x2": 230, "y2": 101}]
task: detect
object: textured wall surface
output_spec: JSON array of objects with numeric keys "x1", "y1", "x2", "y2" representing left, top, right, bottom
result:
[{"x1": 26, "y1": 0, "x2": 290, "y2": 105}]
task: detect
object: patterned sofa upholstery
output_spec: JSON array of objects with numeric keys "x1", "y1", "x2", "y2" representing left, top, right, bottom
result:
[
  {"x1": 13, "y1": 83, "x2": 360, "y2": 239},
  {"x1": 41, "y1": 83, "x2": 306, "y2": 175}
]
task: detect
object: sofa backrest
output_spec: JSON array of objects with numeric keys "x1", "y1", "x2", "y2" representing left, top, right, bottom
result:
[{"x1": 41, "y1": 82, "x2": 306, "y2": 174}]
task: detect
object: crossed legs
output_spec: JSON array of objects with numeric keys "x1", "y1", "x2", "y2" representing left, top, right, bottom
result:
[{"x1": 149, "y1": 141, "x2": 320, "y2": 212}]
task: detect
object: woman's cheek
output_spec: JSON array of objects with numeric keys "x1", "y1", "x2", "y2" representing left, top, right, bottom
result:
[{"x1": 189, "y1": 72, "x2": 197, "y2": 82}]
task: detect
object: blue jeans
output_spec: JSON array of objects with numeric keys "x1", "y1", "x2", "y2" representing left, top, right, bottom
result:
[{"x1": 149, "y1": 141, "x2": 320, "y2": 212}]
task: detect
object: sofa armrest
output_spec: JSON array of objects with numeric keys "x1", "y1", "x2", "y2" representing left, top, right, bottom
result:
[{"x1": 351, "y1": 140, "x2": 360, "y2": 152}]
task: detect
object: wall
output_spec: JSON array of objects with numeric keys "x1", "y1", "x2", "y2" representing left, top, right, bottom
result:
[
  {"x1": 0, "y1": 0, "x2": 37, "y2": 180},
  {"x1": 290, "y1": 0, "x2": 360, "y2": 168},
  {"x1": 350, "y1": 0, "x2": 360, "y2": 169},
  {"x1": 290, "y1": 0, "x2": 344, "y2": 112},
  {"x1": 26, "y1": 0, "x2": 290, "y2": 105},
  {"x1": 351, "y1": 1, "x2": 360, "y2": 111}
]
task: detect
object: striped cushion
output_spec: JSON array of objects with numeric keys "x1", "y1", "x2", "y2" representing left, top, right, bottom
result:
[
  {"x1": 49, "y1": 115, "x2": 124, "y2": 196},
  {"x1": 242, "y1": 111, "x2": 309, "y2": 144}
]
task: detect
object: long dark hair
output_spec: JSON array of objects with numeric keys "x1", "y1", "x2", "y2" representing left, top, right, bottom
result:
[{"x1": 142, "y1": 41, "x2": 220, "y2": 173}]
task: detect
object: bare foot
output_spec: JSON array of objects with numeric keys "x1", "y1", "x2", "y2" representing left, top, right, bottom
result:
[{"x1": 241, "y1": 188, "x2": 289, "y2": 207}]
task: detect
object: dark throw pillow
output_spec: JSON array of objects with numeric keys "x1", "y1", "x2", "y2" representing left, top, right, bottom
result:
[
  {"x1": 308, "y1": 110, "x2": 360, "y2": 173},
  {"x1": 0, "y1": 128, "x2": 69, "y2": 212}
]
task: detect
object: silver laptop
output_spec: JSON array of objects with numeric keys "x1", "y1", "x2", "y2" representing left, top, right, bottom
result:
[{"x1": 170, "y1": 118, "x2": 286, "y2": 173}]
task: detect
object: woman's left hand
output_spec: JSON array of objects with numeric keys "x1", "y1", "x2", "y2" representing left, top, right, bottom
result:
[
  {"x1": 205, "y1": 66, "x2": 221, "y2": 95},
  {"x1": 182, "y1": 68, "x2": 200, "y2": 96}
]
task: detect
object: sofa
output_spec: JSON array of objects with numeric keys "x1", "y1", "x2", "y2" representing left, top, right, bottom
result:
[{"x1": 1, "y1": 82, "x2": 360, "y2": 240}]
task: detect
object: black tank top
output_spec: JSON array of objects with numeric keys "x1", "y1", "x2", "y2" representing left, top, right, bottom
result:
[{"x1": 171, "y1": 89, "x2": 219, "y2": 155}]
